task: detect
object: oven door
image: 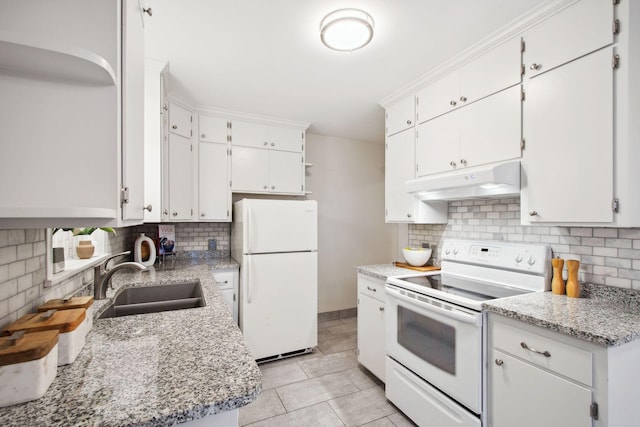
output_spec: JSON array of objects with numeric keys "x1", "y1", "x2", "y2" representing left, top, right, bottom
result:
[{"x1": 385, "y1": 283, "x2": 482, "y2": 414}]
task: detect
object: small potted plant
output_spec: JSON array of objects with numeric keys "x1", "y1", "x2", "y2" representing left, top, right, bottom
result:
[{"x1": 53, "y1": 227, "x2": 116, "y2": 260}]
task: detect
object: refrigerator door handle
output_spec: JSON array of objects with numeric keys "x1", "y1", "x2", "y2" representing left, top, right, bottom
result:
[
  {"x1": 247, "y1": 207, "x2": 253, "y2": 254},
  {"x1": 247, "y1": 258, "x2": 252, "y2": 304}
]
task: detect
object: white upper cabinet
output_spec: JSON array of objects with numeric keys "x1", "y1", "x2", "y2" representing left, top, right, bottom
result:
[
  {"x1": 199, "y1": 115, "x2": 228, "y2": 143},
  {"x1": 520, "y1": 0, "x2": 616, "y2": 225},
  {"x1": 416, "y1": 85, "x2": 522, "y2": 177},
  {"x1": 416, "y1": 37, "x2": 522, "y2": 124},
  {"x1": 523, "y1": 0, "x2": 613, "y2": 79},
  {"x1": 230, "y1": 120, "x2": 307, "y2": 195},
  {"x1": 0, "y1": 0, "x2": 146, "y2": 228},
  {"x1": 386, "y1": 96, "x2": 415, "y2": 136},
  {"x1": 169, "y1": 103, "x2": 192, "y2": 139},
  {"x1": 385, "y1": 128, "x2": 447, "y2": 223},
  {"x1": 199, "y1": 140, "x2": 231, "y2": 221}
]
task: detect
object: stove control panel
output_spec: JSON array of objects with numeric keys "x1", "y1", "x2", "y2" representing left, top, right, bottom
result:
[{"x1": 441, "y1": 239, "x2": 551, "y2": 276}]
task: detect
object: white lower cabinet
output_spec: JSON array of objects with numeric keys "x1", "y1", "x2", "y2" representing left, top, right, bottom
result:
[
  {"x1": 356, "y1": 274, "x2": 385, "y2": 382},
  {"x1": 488, "y1": 313, "x2": 640, "y2": 427},
  {"x1": 212, "y1": 269, "x2": 238, "y2": 325}
]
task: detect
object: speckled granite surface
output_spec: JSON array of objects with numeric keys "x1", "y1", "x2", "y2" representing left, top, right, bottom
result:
[
  {"x1": 355, "y1": 263, "x2": 419, "y2": 280},
  {"x1": 484, "y1": 283, "x2": 640, "y2": 347},
  {"x1": 0, "y1": 256, "x2": 261, "y2": 427}
]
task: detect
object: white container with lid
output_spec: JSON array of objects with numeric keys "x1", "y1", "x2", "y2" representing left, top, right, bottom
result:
[
  {"x1": 5, "y1": 308, "x2": 87, "y2": 365},
  {"x1": 0, "y1": 330, "x2": 59, "y2": 407}
]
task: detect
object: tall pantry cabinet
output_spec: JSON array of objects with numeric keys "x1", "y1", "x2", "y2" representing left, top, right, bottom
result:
[{"x1": 0, "y1": 0, "x2": 147, "y2": 228}]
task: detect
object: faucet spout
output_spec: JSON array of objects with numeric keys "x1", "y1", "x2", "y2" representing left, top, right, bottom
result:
[{"x1": 93, "y1": 257, "x2": 147, "y2": 300}]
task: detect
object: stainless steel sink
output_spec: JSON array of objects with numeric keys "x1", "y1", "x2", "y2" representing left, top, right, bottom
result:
[{"x1": 98, "y1": 281, "x2": 206, "y2": 319}]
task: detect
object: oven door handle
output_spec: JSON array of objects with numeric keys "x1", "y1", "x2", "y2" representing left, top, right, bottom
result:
[{"x1": 387, "y1": 287, "x2": 481, "y2": 326}]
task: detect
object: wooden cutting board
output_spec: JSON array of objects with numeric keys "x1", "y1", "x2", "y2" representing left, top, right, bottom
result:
[
  {"x1": 3, "y1": 308, "x2": 86, "y2": 335},
  {"x1": 395, "y1": 262, "x2": 441, "y2": 272},
  {"x1": 0, "y1": 330, "x2": 59, "y2": 366},
  {"x1": 38, "y1": 296, "x2": 93, "y2": 312}
]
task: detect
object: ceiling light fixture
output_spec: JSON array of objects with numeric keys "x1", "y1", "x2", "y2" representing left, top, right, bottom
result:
[{"x1": 320, "y1": 8, "x2": 375, "y2": 52}]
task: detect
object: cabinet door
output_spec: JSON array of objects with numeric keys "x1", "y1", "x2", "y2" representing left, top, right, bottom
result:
[
  {"x1": 416, "y1": 72, "x2": 459, "y2": 124},
  {"x1": 385, "y1": 128, "x2": 416, "y2": 222},
  {"x1": 268, "y1": 150, "x2": 303, "y2": 194},
  {"x1": 489, "y1": 350, "x2": 593, "y2": 427},
  {"x1": 269, "y1": 126, "x2": 303, "y2": 152},
  {"x1": 231, "y1": 120, "x2": 269, "y2": 149},
  {"x1": 231, "y1": 146, "x2": 269, "y2": 193},
  {"x1": 459, "y1": 85, "x2": 521, "y2": 169},
  {"x1": 167, "y1": 133, "x2": 193, "y2": 220},
  {"x1": 198, "y1": 141, "x2": 230, "y2": 221},
  {"x1": 416, "y1": 112, "x2": 459, "y2": 177},
  {"x1": 169, "y1": 103, "x2": 192, "y2": 138},
  {"x1": 524, "y1": 0, "x2": 613, "y2": 79},
  {"x1": 357, "y1": 292, "x2": 385, "y2": 382},
  {"x1": 459, "y1": 37, "x2": 522, "y2": 104},
  {"x1": 199, "y1": 115, "x2": 228, "y2": 143},
  {"x1": 386, "y1": 96, "x2": 415, "y2": 136},
  {"x1": 120, "y1": 0, "x2": 145, "y2": 222},
  {"x1": 522, "y1": 48, "x2": 613, "y2": 223}
]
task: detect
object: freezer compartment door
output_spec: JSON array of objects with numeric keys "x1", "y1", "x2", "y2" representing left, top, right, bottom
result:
[
  {"x1": 240, "y1": 252, "x2": 318, "y2": 360},
  {"x1": 244, "y1": 199, "x2": 317, "y2": 253}
]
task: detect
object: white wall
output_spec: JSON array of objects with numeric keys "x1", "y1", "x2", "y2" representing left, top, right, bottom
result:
[{"x1": 306, "y1": 133, "x2": 395, "y2": 313}]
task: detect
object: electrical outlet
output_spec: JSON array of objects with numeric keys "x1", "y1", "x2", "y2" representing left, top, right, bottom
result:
[
  {"x1": 208, "y1": 239, "x2": 217, "y2": 251},
  {"x1": 421, "y1": 242, "x2": 430, "y2": 249}
]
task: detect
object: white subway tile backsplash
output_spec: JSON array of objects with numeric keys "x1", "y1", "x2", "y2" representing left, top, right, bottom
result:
[
  {"x1": 0, "y1": 246, "x2": 17, "y2": 264},
  {"x1": 8, "y1": 230, "x2": 25, "y2": 246},
  {"x1": 409, "y1": 198, "x2": 640, "y2": 290}
]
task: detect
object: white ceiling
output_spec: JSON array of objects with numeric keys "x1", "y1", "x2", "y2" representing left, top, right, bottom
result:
[{"x1": 145, "y1": 0, "x2": 544, "y2": 143}]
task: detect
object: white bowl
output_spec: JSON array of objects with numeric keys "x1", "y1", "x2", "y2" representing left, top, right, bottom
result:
[{"x1": 402, "y1": 247, "x2": 432, "y2": 266}]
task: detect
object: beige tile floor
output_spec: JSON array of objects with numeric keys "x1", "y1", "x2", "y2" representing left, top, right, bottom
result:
[{"x1": 239, "y1": 316, "x2": 416, "y2": 427}]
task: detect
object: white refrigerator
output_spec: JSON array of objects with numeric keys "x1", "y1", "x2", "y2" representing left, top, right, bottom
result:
[{"x1": 231, "y1": 199, "x2": 318, "y2": 360}]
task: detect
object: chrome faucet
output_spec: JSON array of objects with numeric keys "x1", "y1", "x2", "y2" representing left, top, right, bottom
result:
[{"x1": 93, "y1": 251, "x2": 147, "y2": 300}]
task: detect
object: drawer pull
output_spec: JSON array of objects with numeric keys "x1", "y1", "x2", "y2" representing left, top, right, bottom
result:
[
  {"x1": 366, "y1": 286, "x2": 377, "y2": 292},
  {"x1": 495, "y1": 359, "x2": 503, "y2": 366},
  {"x1": 521, "y1": 341, "x2": 551, "y2": 358}
]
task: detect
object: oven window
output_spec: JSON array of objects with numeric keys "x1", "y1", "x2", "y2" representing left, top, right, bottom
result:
[{"x1": 397, "y1": 306, "x2": 456, "y2": 375}]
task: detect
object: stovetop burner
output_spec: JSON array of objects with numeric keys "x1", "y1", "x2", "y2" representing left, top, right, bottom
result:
[{"x1": 401, "y1": 273, "x2": 531, "y2": 303}]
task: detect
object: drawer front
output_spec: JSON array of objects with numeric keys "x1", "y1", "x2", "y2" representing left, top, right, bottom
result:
[
  {"x1": 492, "y1": 320, "x2": 592, "y2": 386},
  {"x1": 357, "y1": 274, "x2": 385, "y2": 302},
  {"x1": 212, "y1": 271, "x2": 234, "y2": 290}
]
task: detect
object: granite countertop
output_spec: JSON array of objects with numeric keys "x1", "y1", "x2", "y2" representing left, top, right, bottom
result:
[
  {"x1": 484, "y1": 283, "x2": 640, "y2": 347},
  {"x1": 355, "y1": 263, "x2": 421, "y2": 280},
  {"x1": 0, "y1": 256, "x2": 262, "y2": 427}
]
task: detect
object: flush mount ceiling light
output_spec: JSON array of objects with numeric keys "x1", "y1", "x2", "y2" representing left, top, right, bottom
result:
[{"x1": 320, "y1": 8, "x2": 375, "y2": 52}]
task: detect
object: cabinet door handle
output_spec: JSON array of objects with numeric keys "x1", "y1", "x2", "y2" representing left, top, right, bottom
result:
[
  {"x1": 271, "y1": 142, "x2": 275, "y2": 147},
  {"x1": 459, "y1": 96, "x2": 467, "y2": 102},
  {"x1": 450, "y1": 100, "x2": 457, "y2": 106},
  {"x1": 201, "y1": 212, "x2": 206, "y2": 217},
  {"x1": 495, "y1": 359, "x2": 504, "y2": 366},
  {"x1": 460, "y1": 158, "x2": 467, "y2": 166},
  {"x1": 449, "y1": 161, "x2": 457, "y2": 168},
  {"x1": 520, "y1": 341, "x2": 551, "y2": 357},
  {"x1": 172, "y1": 125, "x2": 177, "y2": 130},
  {"x1": 201, "y1": 134, "x2": 207, "y2": 138},
  {"x1": 143, "y1": 205, "x2": 153, "y2": 212},
  {"x1": 172, "y1": 212, "x2": 178, "y2": 216},
  {"x1": 366, "y1": 286, "x2": 377, "y2": 292},
  {"x1": 407, "y1": 213, "x2": 412, "y2": 218},
  {"x1": 163, "y1": 209, "x2": 169, "y2": 215},
  {"x1": 530, "y1": 63, "x2": 541, "y2": 71},
  {"x1": 263, "y1": 185, "x2": 268, "y2": 189},
  {"x1": 379, "y1": 306, "x2": 385, "y2": 312},
  {"x1": 263, "y1": 141, "x2": 268, "y2": 146},
  {"x1": 271, "y1": 185, "x2": 275, "y2": 190},
  {"x1": 529, "y1": 210, "x2": 538, "y2": 217},
  {"x1": 406, "y1": 119, "x2": 412, "y2": 125},
  {"x1": 143, "y1": 7, "x2": 153, "y2": 16}
]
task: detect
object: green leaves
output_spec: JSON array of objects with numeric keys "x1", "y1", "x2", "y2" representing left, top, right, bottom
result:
[{"x1": 52, "y1": 227, "x2": 116, "y2": 236}]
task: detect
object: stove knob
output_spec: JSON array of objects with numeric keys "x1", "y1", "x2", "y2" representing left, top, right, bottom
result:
[
  {"x1": 515, "y1": 253, "x2": 523, "y2": 263},
  {"x1": 528, "y1": 256, "x2": 536, "y2": 266},
  {"x1": 453, "y1": 248, "x2": 459, "y2": 255},
  {"x1": 445, "y1": 248, "x2": 451, "y2": 255}
]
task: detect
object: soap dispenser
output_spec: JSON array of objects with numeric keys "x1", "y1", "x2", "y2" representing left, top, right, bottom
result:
[{"x1": 134, "y1": 233, "x2": 156, "y2": 267}]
